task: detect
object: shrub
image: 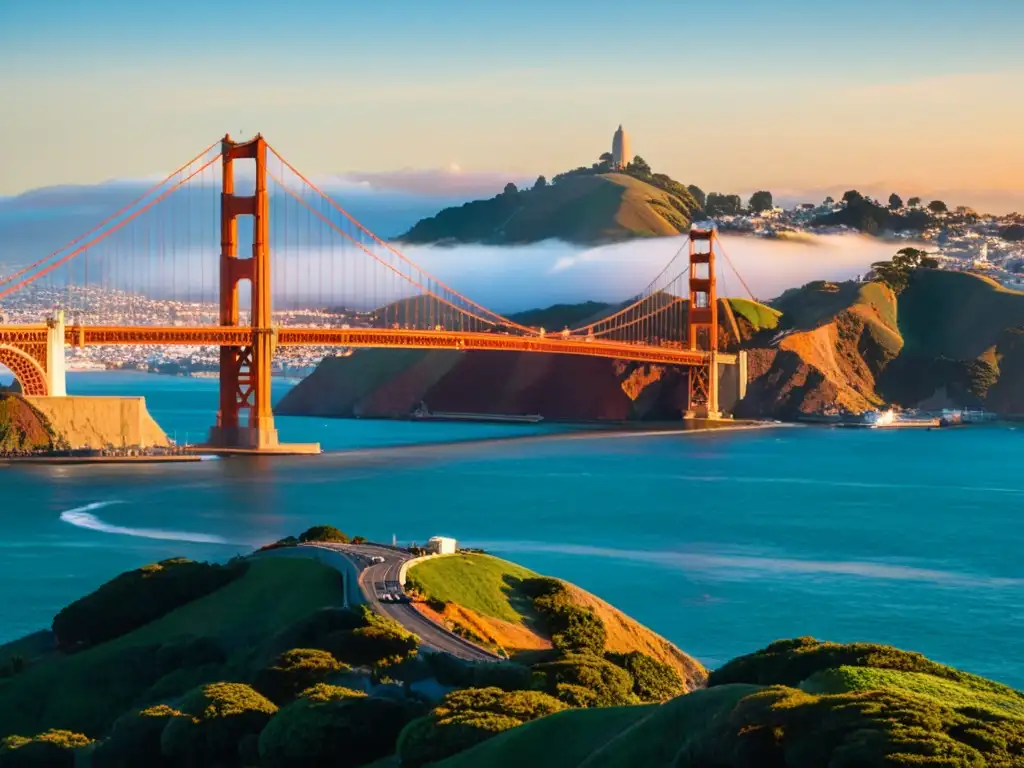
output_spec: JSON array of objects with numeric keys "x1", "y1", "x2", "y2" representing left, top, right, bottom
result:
[
  {"x1": 426, "y1": 596, "x2": 448, "y2": 612},
  {"x1": 533, "y1": 653, "x2": 638, "y2": 708},
  {"x1": 523, "y1": 578, "x2": 606, "y2": 655},
  {"x1": 397, "y1": 687, "x2": 566, "y2": 767},
  {"x1": 351, "y1": 536, "x2": 367, "y2": 544},
  {"x1": 680, "y1": 684, "x2": 1024, "y2": 767},
  {"x1": 708, "y1": 637, "x2": 1024, "y2": 700},
  {"x1": 159, "y1": 682, "x2": 277, "y2": 767},
  {"x1": 323, "y1": 609, "x2": 419, "y2": 667},
  {"x1": 259, "y1": 684, "x2": 419, "y2": 768},
  {"x1": 92, "y1": 705, "x2": 182, "y2": 768},
  {"x1": 606, "y1": 651, "x2": 685, "y2": 702},
  {"x1": 254, "y1": 649, "x2": 347, "y2": 705},
  {"x1": 0, "y1": 730, "x2": 93, "y2": 768},
  {"x1": 0, "y1": 656, "x2": 26, "y2": 678},
  {"x1": 298, "y1": 526, "x2": 349, "y2": 544},
  {"x1": 52, "y1": 558, "x2": 246, "y2": 650}
]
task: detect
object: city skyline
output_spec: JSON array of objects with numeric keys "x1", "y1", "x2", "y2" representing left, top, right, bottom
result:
[{"x1": 1, "y1": 0, "x2": 1023, "y2": 210}]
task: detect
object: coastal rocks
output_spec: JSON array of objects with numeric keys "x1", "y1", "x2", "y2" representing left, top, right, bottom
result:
[{"x1": 0, "y1": 394, "x2": 66, "y2": 452}]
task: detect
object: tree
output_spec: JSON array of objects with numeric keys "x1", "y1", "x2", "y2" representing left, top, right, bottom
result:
[
  {"x1": 687, "y1": 185, "x2": 706, "y2": 209},
  {"x1": 160, "y1": 683, "x2": 278, "y2": 768},
  {"x1": 888, "y1": 193, "x2": 903, "y2": 210},
  {"x1": 254, "y1": 649, "x2": 348, "y2": 705},
  {"x1": 748, "y1": 190, "x2": 773, "y2": 213},
  {"x1": 299, "y1": 526, "x2": 349, "y2": 544},
  {"x1": 870, "y1": 247, "x2": 932, "y2": 293},
  {"x1": 705, "y1": 193, "x2": 743, "y2": 217},
  {"x1": 533, "y1": 175, "x2": 547, "y2": 190},
  {"x1": 503, "y1": 182, "x2": 518, "y2": 196},
  {"x1": 928, "y1": 199, "x2": 948, "y2": 214},
  {"x1": 598, "y1": 152, "x2": 613, "y2": 164},
  {"x1": 606, "y1": 651, "x2": 686, "y2": 702},
  {"x1": 908, "y1": 196, "x2": 922, "y2": 207},
  {"x1": 823, "y1": 196, "x2": 835, "y2": 206},
  {"x1": 396, "y1": 688, "x2": 566, "y2": 768},
  {"x1": 626, "y1": 155, "x2": 651, "y2": 176},
  {"x1": 842, "y1": 190, "x2": 864, "y2": 206}
]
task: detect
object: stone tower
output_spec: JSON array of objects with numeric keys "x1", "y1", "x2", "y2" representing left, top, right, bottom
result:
[{"x1": 611, "y1": 125, "x2": 631, "y2": 170}]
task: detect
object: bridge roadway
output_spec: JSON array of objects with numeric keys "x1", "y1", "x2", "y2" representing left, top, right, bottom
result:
[
  {"x1": 37, "y1": 324, "x2": 721, "y2": 367},
  {"x1": 305, "y1": 542, "x2": 499, "y2": 663}
]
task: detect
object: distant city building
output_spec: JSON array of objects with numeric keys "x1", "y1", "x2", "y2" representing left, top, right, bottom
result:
[
  {"x1": 427, "y1": 536, "x2": 457, "y2": 555},
  {"x1": 611, "y1": 125, "x2": 631, "y2": 170}
]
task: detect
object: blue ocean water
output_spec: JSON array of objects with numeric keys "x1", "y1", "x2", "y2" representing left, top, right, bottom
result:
[{"x1": 1, "y1": 371, "x2": 1022, "y2": 688}]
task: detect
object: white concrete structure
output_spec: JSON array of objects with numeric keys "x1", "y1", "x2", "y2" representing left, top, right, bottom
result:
[
  {"x1": 611, "y1": 125, "x2": 631, "y2": 170},
  {"x1": 427, "y1": 536, "x2": 457, "y2": 555},
  {"x1": 46, "y1": 310, "x2": 67, "y2": 397}
]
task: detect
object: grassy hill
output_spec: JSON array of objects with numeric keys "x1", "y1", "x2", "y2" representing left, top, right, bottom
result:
[
  {"x1": 406, "y1": 554, "x2": 706, "y2": 687},
  {"x1": 0, "y1": 558, "x2": 344, "y2": 738},
  {"x1": 432, "y1": 638, "x2": 1024, "y2": 767},
  {"x1": 398, "y1": 173, "x2": 698, "y2": 246}
]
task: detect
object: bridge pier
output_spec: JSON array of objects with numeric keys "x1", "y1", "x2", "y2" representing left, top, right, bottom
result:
[{"x1": 45, "y1": 311, "x2": 67, "y2": 397}]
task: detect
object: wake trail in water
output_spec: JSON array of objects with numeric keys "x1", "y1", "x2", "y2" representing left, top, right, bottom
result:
[{"x1": 59, "y1": 502, "x2": 233, "y2": 544}]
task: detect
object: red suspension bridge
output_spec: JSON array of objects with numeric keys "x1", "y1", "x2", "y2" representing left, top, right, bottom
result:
[{"x1": 0, "y1": 135, "x2": 750, "y2": 450}]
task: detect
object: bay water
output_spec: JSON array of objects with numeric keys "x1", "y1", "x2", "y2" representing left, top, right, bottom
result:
[{"x1": 1, "y1": 371, "x2": 1021, "y2": 687}]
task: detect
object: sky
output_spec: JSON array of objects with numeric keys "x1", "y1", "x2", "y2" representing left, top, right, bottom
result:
[{"x1": 1, "y1": 0, "x2": 1023, "y2": 210}]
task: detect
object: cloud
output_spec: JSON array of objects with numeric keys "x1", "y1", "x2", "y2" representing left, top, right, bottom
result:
[{"x1": 338, "y1": 168, "x2": 536, "y2": 197}]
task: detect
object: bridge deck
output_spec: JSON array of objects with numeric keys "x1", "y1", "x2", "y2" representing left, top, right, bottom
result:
[{"x1": 0, "y1": 325, "x2": 735, "y2": 367}]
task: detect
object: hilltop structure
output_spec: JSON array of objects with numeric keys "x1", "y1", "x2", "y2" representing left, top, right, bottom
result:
[{"x1": 611, "y1": 125, "x2": 630, "y2": 170}]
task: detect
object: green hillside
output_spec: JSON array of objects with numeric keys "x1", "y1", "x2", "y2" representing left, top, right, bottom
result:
[
  {"x1": 0, "y1": 558, "x2": 344, "y2": 738},
  {"x1": 399, "y1": 173, "x2": 698, "y2": 246},
  {"x1": 897, "y1": 269, "x2": 1024, "y2": 359},
  {"x1": 435, "y1": 638, "x2": 1024, "y2": 767}
]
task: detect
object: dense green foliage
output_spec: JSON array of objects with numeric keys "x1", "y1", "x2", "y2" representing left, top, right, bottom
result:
[
  {"x1": 160, "y1": 682, "x2": 277, "y2": 767},
  {"x1": 259, "y1": 684, "x2": 419, "y2": 768},
  {"x1": 815, "y1": 192, "x2": 932, "y2": 233},
  {"x1": 709, "y1": 636, "x2": 1024, "y2": 696},
  {"x1": 705, "y1": 192, "x2": 743, "y2": 216},
  {"x1": 605, "y1": 651, "x2": 685, "y2": 703},
  {"x1": 51, "y1": 558, "x2": 246, "y2": 651},
  {"x1": 434, "y1": 638, "x2": 1024, "y2": 768},
  {"x1": 871, "y1": 247, "x2": 938, "y2": 293},
  {"x1": 298, "y1": 525, "x2": 350, "y2": 543},
  {"x1": 397, "y1": 687, "x2": 566, "y2": 767},
  {"x1": 0, "y1": 558, "x2": 343, "y2": 740},
  {"x1": 748, "y1": 190, "x2": 773, "y2": 212},
  {"x1": 254, "y1": 648, "x2": 348, "y2": 705},
  {"x1": 524, "y1": 577, "x2": 606, "y2": 655},
  {"x1": 92, "y1": 705, "x2": 181, "y2": 768},
  {"x1": 0, "y1": 730, "x2": 93, "y2": 768},
  {"x1": 321, "y1": 608, "x2": 420, "y2": 667},
  {"x1": 532, "y1": 653, "x2": 638, "y2": 708}
]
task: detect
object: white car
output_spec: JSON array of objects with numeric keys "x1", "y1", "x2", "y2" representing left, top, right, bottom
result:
[{"x1": 370, "y1": 556, "x2": 385, "y2": 564}]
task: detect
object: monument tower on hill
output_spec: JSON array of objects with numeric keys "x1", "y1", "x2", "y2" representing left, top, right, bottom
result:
[{"x1": 611, "y1": 125, "x2": 631, "y2": 170}]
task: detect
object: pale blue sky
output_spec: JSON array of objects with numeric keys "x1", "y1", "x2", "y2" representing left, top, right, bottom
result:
[{"x1": 2, "y1": 0, "x2": 1022, "y2": 203}]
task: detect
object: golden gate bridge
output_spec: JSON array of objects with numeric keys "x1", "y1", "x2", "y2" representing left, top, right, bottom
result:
[{"x1": 0, "y1": 135, "x2": 751, "y2": 451}]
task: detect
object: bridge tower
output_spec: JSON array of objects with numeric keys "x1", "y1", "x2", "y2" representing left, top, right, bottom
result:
[
  {"x1": 685, "y1": 228, "x2": 721, "y2": 419},
  {"x1": 207, "y1": 135, "x2": 279, "y2": 450}
]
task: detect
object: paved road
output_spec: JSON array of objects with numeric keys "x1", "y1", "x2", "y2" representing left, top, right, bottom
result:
[{"x1": 311, "y1": 542, "x2": 499, "y2": 663}]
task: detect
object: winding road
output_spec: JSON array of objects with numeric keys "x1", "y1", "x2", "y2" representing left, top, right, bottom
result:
[{"x1": 300, "y1": 542, "x2": 499, "y2": 663}]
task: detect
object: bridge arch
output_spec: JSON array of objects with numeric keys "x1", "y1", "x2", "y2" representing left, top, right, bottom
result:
[{"x1": 0, "y1": 345, "x2": 48, "y2": 396}]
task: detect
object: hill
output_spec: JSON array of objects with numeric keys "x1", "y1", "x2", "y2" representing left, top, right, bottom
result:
[
  {"x1": 432, "y1": 637, "x2": 1024, "y2": 767},
  {"x1": 740, "y1": 269, "x2": 1024, "y2": 417},
  {"x1": 398, "y1": 172, "x2": 699, "y2": 246},
  {"x1": 0, "y1": 393, "x2": 67, "y2": 452},
  {"x1": 405, "y1": 553, "x2": 706, "y2": 689},
  {"x1": 275, "y1": 297, "x2": 774, "y2": 422}
]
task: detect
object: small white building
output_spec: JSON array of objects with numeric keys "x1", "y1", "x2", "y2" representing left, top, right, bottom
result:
[{"x1": 427, "y1": 536, "x2": 457, "y2": 555}]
